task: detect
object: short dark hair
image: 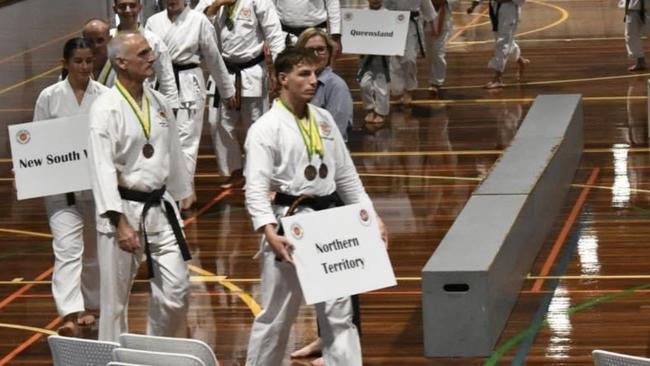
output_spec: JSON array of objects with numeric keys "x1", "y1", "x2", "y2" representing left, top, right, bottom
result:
[
  {"x1": 61, "y1": 37, "x2": 93, "y2": 79},
  {"x1": 274, "y1": 47, "x2": 319, "y2": 78}
]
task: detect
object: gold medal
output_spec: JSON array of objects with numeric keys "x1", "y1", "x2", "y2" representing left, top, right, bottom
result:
[
  {"x1": 142, "y1": 143, "x2": 154, "y2": 159},
  {"x1": 304, "y1": 165, "x2": 317, "y2": 181}
]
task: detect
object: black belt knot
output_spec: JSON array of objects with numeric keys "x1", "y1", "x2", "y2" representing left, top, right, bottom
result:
[
  {"x1": 213, "y1": 53, "x2": 266, "y2": 108},
  {"x1": 172, "y1": 63, "x2": 200, "y2": 92},
  {"x1": 118, "y1": 185, "x2": 192, "y2": 278},
  {"x1": 281, "y1": 21, "x2": 328, "y2": 46},
  {"x1": 274, "y1": 192, "x2": 343, "y2": 235}
]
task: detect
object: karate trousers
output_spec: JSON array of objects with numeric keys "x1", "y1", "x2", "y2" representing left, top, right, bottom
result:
[
  {"x1": 625, "y1": 11, "x2": 650, "y2": 59},
  {"x1": 426, "y1": 8, "x2": 453, "y2": 87},
  {"x1": 391, "y1": 19, "x2": 422, "y2": 96},
  {"x1": 176, "y1": 67, "x2": 207, "y2": 186},
  {"x1": 97, "y1": 228, "x2": 190, "y2": 342},
  {"x1": 246, "y1": 244, "x2": 362, "y2": 366},
  {"x1": 46, "y1": 191, "x2": 99, "y2": 317},
  {"x1": 488, "y1": 2, "x2": 521, "y2": 73},
  {"x1": 360, "y1": 69, "x2": 390, "y2": 116}
]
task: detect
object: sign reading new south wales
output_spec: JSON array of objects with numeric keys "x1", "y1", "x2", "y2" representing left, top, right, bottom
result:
[
  {"x1": 341, "y1": 9, "x2": 410, "y2": 56},
  {"x1": 281, "y1": 203, "x2": 397, "y2": 305},
  {"x1": 9, "y1": 115, "x2": 92, "y2": 200}
]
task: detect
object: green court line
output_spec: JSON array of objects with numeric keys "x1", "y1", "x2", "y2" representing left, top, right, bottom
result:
[{"x1": 484, "y1": 282, "x2": 650, "y2": 365}]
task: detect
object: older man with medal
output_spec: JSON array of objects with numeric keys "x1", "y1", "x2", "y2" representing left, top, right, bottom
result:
[
  {"x1": 244, "y1": 47, "x2": 387, "y2": 366},
  {"x1": 88, "y1": 31, "x2": 194, "y2": 342}
]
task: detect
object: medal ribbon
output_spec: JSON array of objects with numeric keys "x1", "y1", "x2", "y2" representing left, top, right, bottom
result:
[
  {"x1": 115, "y1": 79, "x2": 151, "y2": 140},
  {"x1": 227, "y1": 0, "x2": 240, "y2": 20},
  {"x1": 278, "y1": 99, "x2": 323, "y2": 162},
  {"x1": 98, "y1": 61, "x2": 113, "y2": 86}
]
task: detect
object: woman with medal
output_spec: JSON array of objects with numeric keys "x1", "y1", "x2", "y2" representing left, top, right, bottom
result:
[
  {"x1": 32, "y1": 38, "x2": 109, "y2": 336},
  {"x1": 244, "y1": 47, "x2": 388, "y2": 366}
]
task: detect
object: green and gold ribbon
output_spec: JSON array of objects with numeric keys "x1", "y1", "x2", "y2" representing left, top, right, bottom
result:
[
  {"x1": 225, "y1": 0, "x2": 240, "y2": 30},
  {"x1": 115, "y1": 79, "x2": 151, "y2": 140},
  {"x1": 98, "y1": 61, "x2": 113, "y2": 86},
  {"x1": 278, "y1": 99, "x2": 323, "y2": 161}
]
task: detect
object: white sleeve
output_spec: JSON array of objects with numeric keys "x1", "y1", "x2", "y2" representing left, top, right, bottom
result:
[
  {"x1": 33, "y1": 91, "x2": 50, "y2": 121},
  {"x1": 325, "y1": 0, "x2": 341, "y2": 35},
  {"x1": 256, "y1": 0, "x2": 286, "y2": 60},
  {"x1": 198, "y1": 16, "x2": 235, "y2": 100},
  {"x1": 88, "y1": 101, "x2": 123, "y2": 217},
  {"x1": 243, "y1": 122, "x2": 278, "y2": 231},
  {"x1": 150, "y1": 36, "x2": 181, "y2": 108},
  {"x1": 164, "y1": 102, "x2": 193, "y2": 201}
]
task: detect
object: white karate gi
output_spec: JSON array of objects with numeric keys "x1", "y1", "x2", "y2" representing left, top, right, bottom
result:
[
  {"x1": 88, "y1": 84, "x2": 193, "y2": 342},
  {"x1": 109, "y1": 26, "x2": 180, "y2": 108},
  {"x1": 273, "y1": 0, "x2": 340, "y2": 43},
  {"x1": 146, "y1": 7, "x2": 235, "y2": 183},
  {"x1": 426, "y1": 0, "x2": 455, "y2": 87},
  {"x1": 481, "y1": 0, "x2": 525, "y2": 72},
  {"x1": 622, "y1": 0, "x2": 650, "y2": 59},
  {"x1": 200, "y1": 0, "x2": 285, "y2": 177},
  {"x1": 385, "y1": 0, "x2": 435, "y2": 95},
  {"x1": 244, "y1": 100, "x2": 374, "y2": 366},
  {"x1": 359, "y1": 54, "x2": 390, "y2": 117},
  {"x1": 33, "y1": 78, "x2": 108, "y2": 317}
]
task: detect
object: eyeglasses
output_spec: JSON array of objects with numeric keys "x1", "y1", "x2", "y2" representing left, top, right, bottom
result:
[{"x1": 307, "y1": 46, "x2": 328, "y2": 55}]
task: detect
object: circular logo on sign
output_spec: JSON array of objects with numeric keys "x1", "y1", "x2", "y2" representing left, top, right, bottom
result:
[
  {"x1": 359, "y1": 208, "x2": 371, "y2": 226},
  {"x1": 291, "y1": 223, "x2": 303, "y2": 239},
  {"x1": 344, "y1": 12, "x2": 353, "y2": 21},
  {"x1": 396, "y1": 14, "x2": 406, "y2": 23},
  {"x1": 16, "y1": 129, "x2": 31, "y2": 144}
]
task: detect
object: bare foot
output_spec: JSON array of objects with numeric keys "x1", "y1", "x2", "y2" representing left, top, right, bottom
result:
[
  {"x1": 57, "y1": 316, "x2": 80, "y2": 337},
  {"x1": 291, "y1": 338, "x2": 322, "y2": 358},
  {"x1": 516, "y1": 57, "x2": 530, "y2": 80},
  {"x1": 364, "y1": 111, "x2": 375, "y2": 123},
  {"x1": 485, "y1": 80, "x2": 505, "y2": 89},
  {"x1": 76, "y1": 311, "x2": 97, "y2": 326},
  {"x1": 372, "y1": 113, "x2": 386, "y2": 124},
  {"x1": 220, "y1": 169, "x2": 245, "y2": 189},
  {"x1": 310, "y1": 357, "x2": 325, "y2": 366}
]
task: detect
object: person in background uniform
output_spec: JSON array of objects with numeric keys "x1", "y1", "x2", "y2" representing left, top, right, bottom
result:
[
  {"x1": 358, "y1": 0, "x2": 390, "y2": 125},
  {"x1": 273, "y1": 0, "x2": 341, "y2": 56},
  {"x1": 621, "y1": 0, "x2": 650, "y2": 71},
  {"x1": 88, "y1": 32, "x2": 193, "y2": 342},
  {"x1": 145, "y1": 0, "x2": 236, "y2": 205},
  {"x1": 194, "y1": 0, "x2": 285, "y2": 189},
  {"x1": 426, "y1": 0, "x2": 455, "y2": 95},
  {"x1": 384, "y1": 0, "x2": 435, "y2": 106},
  {"x1": 467, "y1": 0, "x2": 529, "y2": 88},
  {"x1": 111, "y1": 0, "x2": 180, "y2": 107},
  {"x1": 243, "y1": 47, "x2": 387, "y2": 366},
  {"x1": 82, "y1": 18, "x2": 113, "y2": 85},
  {"x1": 32, "y1": 38, "x2": 108, "y2": 337},
  {"x1": 296, "y1": 28, "x2": 353, "y2": 142}
]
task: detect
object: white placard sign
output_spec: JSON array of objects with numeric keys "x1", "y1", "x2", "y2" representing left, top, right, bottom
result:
[
  {"x1": 281, "y1": 203, "x2": 396, "y2": 305},
  {"x1": 341, "y1": 9, "x2": 410, "y2": 56},
  {"x1": 9, "y1": 115, "x2": 91, "y2": 200}
]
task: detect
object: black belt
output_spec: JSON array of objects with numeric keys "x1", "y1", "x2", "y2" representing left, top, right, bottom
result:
[
  {"x1": 172, "y1": 63, "x2": 199, "y2": 91},
  {"x1": 66, "y1": 192, "x2": 76, "y2": 206},
  {"x1": 409, "y1": 11, "x2": 426, "y2": 58},
  {"x1": 274, "y1": 192, "x2": 343, "y2": 235},
  {"x1": 118, "y1": 185, "x2": 192, "y2": 278},
  {"x1": 213, "y1": 53, "x2": 266, "y2": 108},
  {"x1": 488, "y1": 2, "x2": 501, "y2": 31},
  {"x1": 281, "y1": 21, "x2": 328, "y2": 46}
]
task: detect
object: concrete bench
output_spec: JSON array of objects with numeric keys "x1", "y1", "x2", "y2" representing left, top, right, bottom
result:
[{"x1": 421, "y1": 95, "x2": 583, "y2": 357}]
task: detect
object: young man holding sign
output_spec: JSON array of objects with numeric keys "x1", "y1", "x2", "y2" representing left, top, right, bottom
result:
[{"x1": 244, "y1": 48, "x2": 387, "y2": 366}]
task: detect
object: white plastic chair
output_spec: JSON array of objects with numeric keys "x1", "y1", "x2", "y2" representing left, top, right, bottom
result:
[
  {"x1": 112, "y1": 348, "x2": 206, "y2": 366},
  {"x1": 119, "y1": 333, "x2": 219, "y2": 366},
  {"x1": 48, "y1": 335, "x2": 119, "y2": 366},
  {"x1": 593, "y1": 350, "x2": 650, "y2": 365}
]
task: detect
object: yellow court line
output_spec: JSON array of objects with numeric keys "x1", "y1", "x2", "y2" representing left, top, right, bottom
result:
[
  {"x1": 0, "y1": 323, "x2": 56, "y2": 336},
  {"x1": 0, "y1": 66, "x2": 61, "y2": 97},
  {"x1": 0, "y1": 228, "x2": 52, "y2": 239},
  {"x1": 188, "y1": 264, "x2": 261, "y2": 316}
]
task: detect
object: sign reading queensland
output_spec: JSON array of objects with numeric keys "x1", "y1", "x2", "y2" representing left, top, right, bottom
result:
[
  {"x1": 281, "y1": 203, "x2": 396, "y2": 305},
  {"x1": 9, "y1": 115, "x2": 92, "y2": 200},
  {"x1": 341, "y1": 9, "x2": 410, "y2": 56}
]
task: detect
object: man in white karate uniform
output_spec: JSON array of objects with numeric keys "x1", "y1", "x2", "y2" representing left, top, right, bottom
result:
[
  {"x1": 384, "y1": 0, "x2": 435, "y2": 105},
  {"x1": 88, "y1": 31, "x2": 193, "y2": 342},
  {"x1": 244, "y1": 47, "x2": 387, "y2": 366},
  {"x1": 620, "y1": 0, "x2": 650, "y2": 71},
  {"x1": 110, "y1": 0, "x2": 179, "y2": 108},
  {"x1": 426, "y1": 0, "x2": 455, "y2": 95},
  {"x1": 82, "y1": 19, "x2": 114, "y2": 85},
  {"x1": 467, "y1": 0, "x2": 528, "y2": 88},
  {"x1": 146, "y1": 0, "x2": 236, "y2": 202},
  {"x1": 195, "y1": 0, "x2": 285, "y2": 188},
  {"x1": 272, "y1": 0, "x2": 341, "y2": 53}
]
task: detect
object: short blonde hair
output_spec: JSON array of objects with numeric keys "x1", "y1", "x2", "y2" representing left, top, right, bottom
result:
[{"x1": 295, "y1": 28, "x2": 333, "y2": 66}]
